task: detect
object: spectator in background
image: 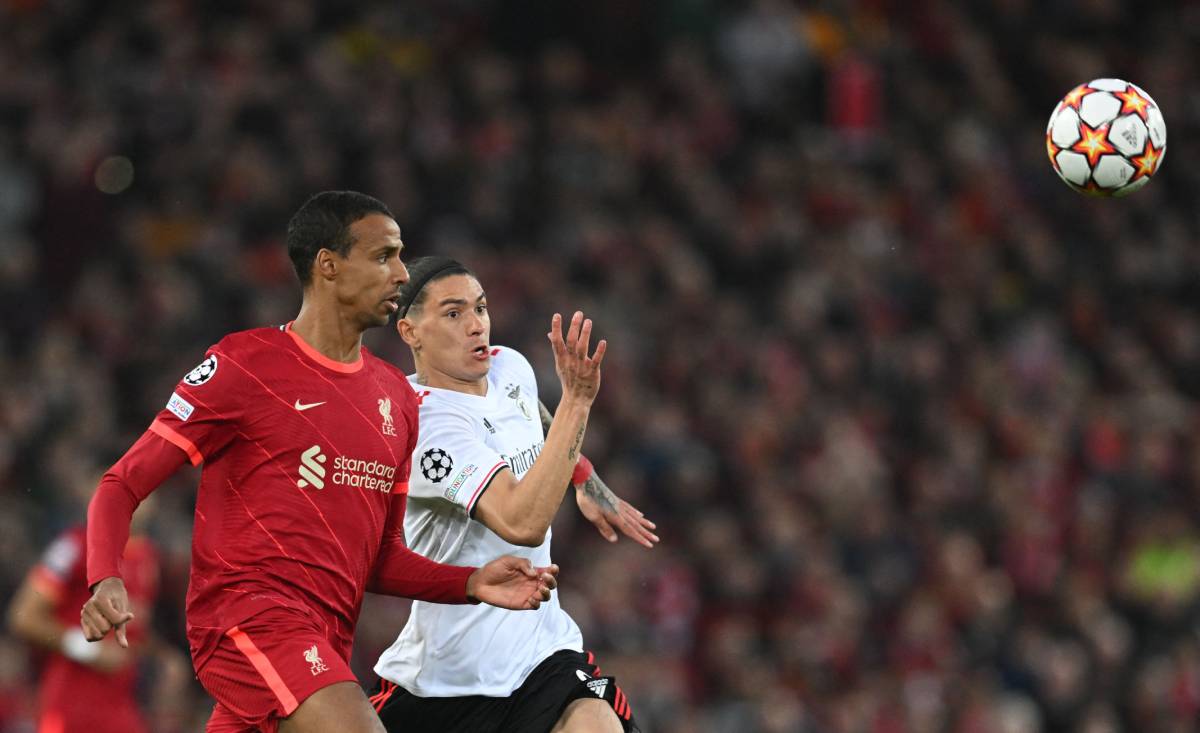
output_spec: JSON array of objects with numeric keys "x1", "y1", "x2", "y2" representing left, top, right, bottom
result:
[{"x1": 6, "y1": 489, "x2": 190, "y2": 733}]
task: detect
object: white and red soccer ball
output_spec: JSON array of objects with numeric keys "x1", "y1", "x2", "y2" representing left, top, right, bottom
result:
[{"x1": 1046, "y1": 78, "x2": 1166, "y2": 197}]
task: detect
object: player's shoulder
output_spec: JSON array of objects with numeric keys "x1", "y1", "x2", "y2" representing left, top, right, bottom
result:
[
  {"x1": 489, "y1": 345, "x2": 535, "y2": 381},
  {"x1": 362, "y1": 348, "x2": 413, "y2": 384},
  {"x1": 59, "y1": 524, "x2": 87, "y2": 547},
  {"x1": 41, "y1": 525, "x2": 86, "y2": 573},
  {"x1": 211, "y1": 325, "x2": 291, "y2": 356},
  {"x1": 363, "y1": 349, "x2": 419, "y2": 407},
  {"x1": 405, "y1": 378, "x2": 477, "y2": 428},
  {"x1": 177, "y1": 327, "x2": 289, "y2": 388},
  {"x1": 407, "y1": 378, "x2": 467, "y2": 413}
]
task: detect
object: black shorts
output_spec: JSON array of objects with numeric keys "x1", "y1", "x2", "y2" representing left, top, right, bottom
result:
[{"x1": 368, "y1": 649, "x2": 639, "y2": 733}]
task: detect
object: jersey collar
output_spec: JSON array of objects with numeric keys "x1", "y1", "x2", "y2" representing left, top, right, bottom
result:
[{"x1": 285, "y1": 321, "x2": 364, "y2": 374}]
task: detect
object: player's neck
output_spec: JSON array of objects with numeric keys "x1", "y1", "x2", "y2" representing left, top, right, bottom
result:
[
  {"x1": 416, "y1": 367, "x2": 488, "y2": 397},
  {"x1": 291, "y1": 303, "x2": 364, "y2": 364}
]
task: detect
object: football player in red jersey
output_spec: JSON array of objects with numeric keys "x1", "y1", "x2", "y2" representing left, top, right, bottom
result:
[
  {"x1": 7, "y1": 495, "x2": 191, "y2": 733},
  {"x1": 79, "y1": 191, "x2": 559, "y2": 733}
]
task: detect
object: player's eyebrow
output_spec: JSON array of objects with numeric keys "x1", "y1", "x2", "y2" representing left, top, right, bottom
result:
[{"x1": 438, "y1": 293, "x2": 487, "y2": 307}]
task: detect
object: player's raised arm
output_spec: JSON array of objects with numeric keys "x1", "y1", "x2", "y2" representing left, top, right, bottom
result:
[{"x1": 471, "y1": 311, "x2": 606, "y2": 546}]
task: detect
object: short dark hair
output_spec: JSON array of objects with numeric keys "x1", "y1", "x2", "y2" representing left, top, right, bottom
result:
[
  {"x1": 397, "y1": 256, "x2": 475, "y2": 318},
  {"x1": 286, "y1": 191, "x2": 394, "y2": 286}
]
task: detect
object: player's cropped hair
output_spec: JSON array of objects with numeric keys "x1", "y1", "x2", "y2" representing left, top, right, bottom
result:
[
  {"x1": 286, "y1": 190, "x2": 394, "y2": 286},
  {"x1": 396, "y1": 256, "x2": 475, "y2": 318}
]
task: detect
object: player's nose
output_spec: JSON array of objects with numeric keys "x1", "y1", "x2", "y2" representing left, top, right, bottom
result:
[{"x1": 391, "y1": 259, "x2": 409, "y2": 284}]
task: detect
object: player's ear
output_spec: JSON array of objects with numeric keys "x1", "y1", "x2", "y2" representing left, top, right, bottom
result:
[
  {"x1": 315, "y1": 248, "x2": 339, "y2": 281},
  {"x1": 396, "y1": 317, "x2": 419, "y2": 350}
]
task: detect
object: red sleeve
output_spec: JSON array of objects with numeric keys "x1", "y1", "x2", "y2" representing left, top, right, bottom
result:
[
  {"x1": 367, "y1": 493, "x2": 477, "y2": 603},
  {"x1": 152, "y1": 346, "x2": 248, "y2": 466},
  {"x1": 87, "y1": 429, "x2": 187, "y2": 588}
]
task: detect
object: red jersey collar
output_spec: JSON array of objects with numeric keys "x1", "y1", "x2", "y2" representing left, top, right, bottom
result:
[{"x1": 285, "y1": 321, "x2": 364, "y2": 374}]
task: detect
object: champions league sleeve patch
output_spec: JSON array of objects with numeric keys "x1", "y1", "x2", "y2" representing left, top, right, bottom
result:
[
  {"x1": 419, "y1": 448, "x2": 454, "y2": 483},
  {"x1": 183, "y1": 355, "x2": 218, "y2": 386}
]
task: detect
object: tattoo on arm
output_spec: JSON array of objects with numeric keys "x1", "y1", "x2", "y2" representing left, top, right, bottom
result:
[
  {"x1": 580, "y1": 474, "x2": 619, "y2": 514},
  {"x1": 538, "y1": 400, "x2": 554, "y2": 433},
  {"x1": 568, "y1": 423, "x2": 585, "y2": 461}
]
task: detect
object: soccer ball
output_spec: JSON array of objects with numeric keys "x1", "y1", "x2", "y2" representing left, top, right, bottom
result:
[{"x1": 1045, "y1": 78, "x2": 1166, "y2": 197}]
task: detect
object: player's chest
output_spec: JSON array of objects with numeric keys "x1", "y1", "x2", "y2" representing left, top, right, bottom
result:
[
  {"x1": 478, "y1": 403, "x2": 544, "y2": 479},
  {"x1": 240, "y1": 373, "x2": 411, "y2": 495}
]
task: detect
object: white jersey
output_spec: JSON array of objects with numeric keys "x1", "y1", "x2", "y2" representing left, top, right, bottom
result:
[{"x1": 374, "y1": 346, "x2": 583, "y2": 697}]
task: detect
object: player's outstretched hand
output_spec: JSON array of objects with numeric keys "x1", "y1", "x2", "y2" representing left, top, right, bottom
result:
[
  {"x1": 468, "y1": 556, "x2": 559, "y2": 610},
  {"x1": 548, "y1": 311, "x2": 606, "y2": 404},
  {"x1": 575, "y1": 476, "x2": 659, "y2": 549},
  {"x1": 81, "y1": 577, "x2": 135, "y2": 648}
]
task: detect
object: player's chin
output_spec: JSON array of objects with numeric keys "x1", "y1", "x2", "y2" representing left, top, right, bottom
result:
[
  {"x1": 462, "y1": 359, "x2": 490, "y2": 379},
  {"x1": 364, "y1": 308, "x2": 392, "y2": 328}
]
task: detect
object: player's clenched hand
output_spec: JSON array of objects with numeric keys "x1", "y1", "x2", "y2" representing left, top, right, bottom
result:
[
  {"x1": 467, "y1": 556, "x2": 559, "y2": 610},
  {"x1": 548, "y1": 311, "x2": 606, "y2": 404},
  {"x1": 81, "y1": 577, "x2": 135, "y2": 648}
]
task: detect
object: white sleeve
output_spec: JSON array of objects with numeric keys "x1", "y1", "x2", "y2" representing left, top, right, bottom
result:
[{"x1": 409, "y1": 403, "x2": 509, "y2": 516}]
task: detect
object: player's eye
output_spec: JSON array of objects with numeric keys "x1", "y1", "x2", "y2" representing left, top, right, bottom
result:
[
  {"x1": 476, "y1": 304, "x2": 487, "y2": 314},
  {"x1": 377, "y1": 254, "x2": 389, "y2": 263},
  {"x1": 446, "y1": 310, "x2": 459, "y2": 319}
]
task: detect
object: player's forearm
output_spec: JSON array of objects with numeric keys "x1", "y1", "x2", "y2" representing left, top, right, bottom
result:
[
  {"x1": 505, "y1": 397, "x2": 590, "y2": 542},
  {"x1": 87, "y1": 475, "x2": 139, "y2": 587},
  {"x1": 369, "y1": 542, "x2": 477, "y2": 604},
  {"x1": 575, "y1": 470, "x2": 620, "y2": 516},
  {"x1": 7, "y1": 590, "x2": 67, "y2": 653},
  {"x1": 6, "y1": 584, "x2": 104, "y2": 665}
]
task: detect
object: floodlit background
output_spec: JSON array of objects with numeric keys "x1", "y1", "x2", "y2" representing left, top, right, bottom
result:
[{"x1": 2, "y1": 1, "x2": 1200, "y2": 731}]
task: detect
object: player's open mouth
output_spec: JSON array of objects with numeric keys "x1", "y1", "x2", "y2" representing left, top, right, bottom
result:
[
  {"x1": 471, "y1": 345, "x2": 490, "y2": 360},
  {"x1": 383, "y1": 295, "x2": 401, "y2": 313}
]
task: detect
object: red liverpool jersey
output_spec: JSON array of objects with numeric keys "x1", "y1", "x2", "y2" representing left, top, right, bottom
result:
[
  {"x1": 30, "y1": 526, "x2": 158, "y2": 733},
  {"x1": 146, "y1": 324, "x2": 418, "y2": 668}
]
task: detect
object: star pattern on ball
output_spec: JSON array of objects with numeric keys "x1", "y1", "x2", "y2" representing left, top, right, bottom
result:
[
  {"x1": 1071, "y1": 122, "x2": 1116, "y2": 168},
  {"x1": 1129, "y1": 139, "x2": 1163, "y2": 181},
  {"x1": 1061, "y1": 84, "x2": 1094, "y2": 111},
  {"x1": 1114, "y1": 86, "x2": 1152, "y2": 122},
  {"x1": 1045, "y1": 135, "x2": 1060, "y2": 171}
]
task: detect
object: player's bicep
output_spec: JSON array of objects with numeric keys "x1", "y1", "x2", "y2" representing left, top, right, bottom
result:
[{"x1": 470, "y1": 468, "x2": 522, "y2": 535}]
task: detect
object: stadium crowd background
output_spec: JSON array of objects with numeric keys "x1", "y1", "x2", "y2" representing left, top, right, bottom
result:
[{"x1": 2, "y1": 0, "x2": 1200, "y2": 730}]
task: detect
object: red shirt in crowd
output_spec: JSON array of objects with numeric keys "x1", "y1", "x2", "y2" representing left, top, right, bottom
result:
[{"x1": 30, "y1": 526, "x2": 159, "y2": 733}]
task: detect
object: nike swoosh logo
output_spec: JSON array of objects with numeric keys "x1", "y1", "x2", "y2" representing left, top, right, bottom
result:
[{"x1": 294, "y1": 400, "x2": 326, "y2": 412}]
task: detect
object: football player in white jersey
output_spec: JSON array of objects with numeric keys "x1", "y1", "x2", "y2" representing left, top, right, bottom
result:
[{"x1": 370, "y1": 256, "x2": 657, "y2": 733}]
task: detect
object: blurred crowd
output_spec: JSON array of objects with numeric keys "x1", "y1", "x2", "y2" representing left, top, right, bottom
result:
[{"x1": 3, "y1": 0, "x2": 1200, "y2": 730}]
